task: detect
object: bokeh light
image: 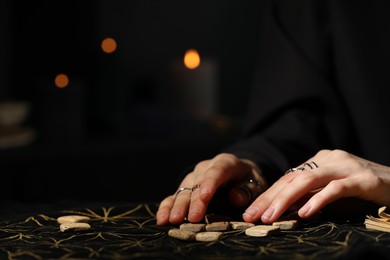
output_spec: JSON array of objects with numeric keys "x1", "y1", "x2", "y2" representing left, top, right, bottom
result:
[
  {"x1": 101, "y1": 37, "x2": 117, "y2": 54},
  {"x1": 54, "y1": 73, "x2": 69, "y2": 88},
  {"x1": 184, "y1": 49, "x2": 201, "y2": 69}
]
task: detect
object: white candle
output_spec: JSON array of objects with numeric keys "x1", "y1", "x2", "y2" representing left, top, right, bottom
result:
[{"x1": 171, "y1": 49, "x2": 219, "y2": 120}]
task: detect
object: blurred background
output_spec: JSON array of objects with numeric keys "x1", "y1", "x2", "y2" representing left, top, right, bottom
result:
[{"x1": 0, "y1": 0, "x2": 264, "y2": 203}]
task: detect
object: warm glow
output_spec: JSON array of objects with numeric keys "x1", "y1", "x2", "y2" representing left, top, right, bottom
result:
[
  {"x1": 101, "y1": 37, "x2": 117, "y2": 54},
  {"x1": 54, "y1": 74, "x2": 69, "y2": 88},
  {"x1": 184, "y1": 49, "x2": 201, "y2": 69}
]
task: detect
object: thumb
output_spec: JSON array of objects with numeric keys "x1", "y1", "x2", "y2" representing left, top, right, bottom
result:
[
  {"x1": 229, "y1": 179, "x2": 262, "y2": 207},
  {"x1": 229, "y1": 186, "x2": 252, "y2": 207}
]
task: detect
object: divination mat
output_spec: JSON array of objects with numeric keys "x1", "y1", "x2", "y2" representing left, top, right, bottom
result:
[{"x1": 0, "y1": 201, "x2": 389, "y2": 259}]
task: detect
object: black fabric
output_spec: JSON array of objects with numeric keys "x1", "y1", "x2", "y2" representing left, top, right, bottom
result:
[
  {"x1": 225, "y1": 0, "x2": 390, "y2": 184},
  {"x1": 0, "y1": 201, "x2": 389, "y2": 259}
]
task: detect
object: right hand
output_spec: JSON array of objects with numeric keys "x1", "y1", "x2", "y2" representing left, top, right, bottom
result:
[{"x1": 156, "y1": 153, "x2": 268, "y2": 225}]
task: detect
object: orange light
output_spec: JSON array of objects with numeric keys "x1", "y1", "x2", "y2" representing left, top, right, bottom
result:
[
  {"x1": 101, "y1": 37, "x2": 117, "y2": 54},
  {"x1": 184, "y1": 49, "x2": 201, "y2": 69},
  {"x1": 54, "y1": 73, "x2": 69, "y2": 88}
]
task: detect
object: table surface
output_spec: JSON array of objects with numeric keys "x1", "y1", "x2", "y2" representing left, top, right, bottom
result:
[{"x1": 0, "y1": 201, "x2": 389, "y2": 259}]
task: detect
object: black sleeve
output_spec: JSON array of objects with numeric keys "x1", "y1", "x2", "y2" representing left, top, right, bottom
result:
[{"x1": 224, "y1": 0, "x2": 353, "y2": 184}]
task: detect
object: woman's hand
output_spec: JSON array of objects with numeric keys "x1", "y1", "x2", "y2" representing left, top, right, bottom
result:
[
  {"x1": 243, "y1": 149, "x2": 390, "y2": 224},
  {"x1": 156, "y1": 153, "x2": 267, "y2": 225}
]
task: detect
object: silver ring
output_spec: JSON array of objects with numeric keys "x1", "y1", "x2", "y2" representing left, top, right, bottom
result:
[
  {"x1": 285, "y1": 167, "x2": 305, "y2": 175},
  {"x1": 175, "y1": 187, "x2": 192, "y2": 197},
  {"x1": 240, "y1": 179, "x2": 262, "y2": 203}
]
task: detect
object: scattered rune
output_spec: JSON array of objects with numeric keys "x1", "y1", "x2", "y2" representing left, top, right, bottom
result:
[
  {"x1": 60, "y1": 223, "x2": 91, "y2": 232},
  {"x1": 272, "y1": 220, "x2": 298, "y2": 230},
  {"x1": 245, "y1": 225, "x2": 280, "y2": 237},
  {"x1": 180, "y1": 223, "x2": 206, "y2": 232},
  {"x1": 230, "y1": 221, "x2": 255, "y2": 230},
  {"x1": 196, "y1": 231, "x2": 223, "y2": 242},
  {"x1": 168, "y1": 228, "x2": 196, "y2": 241},
  {"x1": 205, "y1": 221, "x2": 230, "y2": 232},
  {"x1": 57, "y1": 215, "x2": 91, "y2": 224}
]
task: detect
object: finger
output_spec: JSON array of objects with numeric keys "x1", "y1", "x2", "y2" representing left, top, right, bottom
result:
[
  {"x1": 288, "y1": 191, "x2": 318, "y2": 211},
  {"x1": 169, "y1": 187, "x2": 192, "y2": 224},
  {"x1": 260, "y1": 171, "x2": 325, "y2": 223},
  {"x1": 242, "y1": 170, "x2": 302, "y2": 223},
  {"x1": 160, "y1": 157, "x2": 222, "y2": 225},
  {"x1": 179, "y1": 166, "x2": 223, "y2": 223},
  {"x1": 156, "y1": 195, "x2": 175, "y2": 225},
  {"x1": 196, "y1": 169, "x2": 220, "y2": 204},
  {"x1": 187, "y1": 185, "x2": 208, "y2": 223},
  {"x1": 298, "y1": 177, "x2": 360, "y2": 218},
  {"x1": 244, "y1": 167, "x2": 326, "y2": 224},
  {"x1": 187, "y1": 161, "x2": 242, "y2": 221}
]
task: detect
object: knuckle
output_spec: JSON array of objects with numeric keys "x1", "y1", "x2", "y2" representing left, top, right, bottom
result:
[
  {"x1": 215, "y1": 153, "x2": 240, "y2": 164},
  {"x1": 360, "y1": 169, "x2": 381, "y2": 185},
  {"x1": 194, "y1": 159, "x2": 210, "y2": 172},
  {"x1": 160, "y1": 196, "x2": 175, "y2": 207},
  {"x1": 316, "y1": 149, "x2": 331, "y2": 157},
  {"x1": 205, "y1": 165, "x2": 225, "y2": 177},
  {"x1": 330, "y1": 149, "x2": 350, "y2": 160}
]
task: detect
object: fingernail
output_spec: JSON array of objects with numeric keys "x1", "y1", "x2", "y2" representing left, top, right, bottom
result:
[
  {"x1": 170, "y1": 210, "x2": 180, "y2": 219},
  {"x1": 188, "y1": 207, "x2": 201, "y2": 221},
  {"x1": 243, "y1": 207, "x2": 259, "y2": 219},
  {"x1": 156, "y1": 215, "x2": 166, "y2": 225},
  {"x1": 189, "y1": 207, "x2": 200, "y2": 216},
  {"x1": 156, "y1": 212, "x2": 166, "y2": 220},
  {"x1": 299, "y1": 204, "x2": 311, "y2": 217},
  {"x1": 261, "y1": 206, "x2": 275, "y2": 222}
]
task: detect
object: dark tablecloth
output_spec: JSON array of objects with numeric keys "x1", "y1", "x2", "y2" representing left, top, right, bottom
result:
[{"x1": 0, "y1": 201, "x2": 389, "y2": 259}]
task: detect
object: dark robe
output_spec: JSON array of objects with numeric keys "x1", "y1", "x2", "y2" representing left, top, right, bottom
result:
[{"x1": 225, "y1": 0, "x2": 390, "y2": 184}]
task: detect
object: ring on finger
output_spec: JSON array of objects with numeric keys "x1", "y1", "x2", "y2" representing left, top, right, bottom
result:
[
  {"x1": 285, "y1": 161, "x2": 319, "y2": 175},
  {"x1": 175, "y1": 187, "x2": 192, "y2": 198},
  {"x1": 191, "y1": 184, "x2": 200, "y2": 192},
  {"x1": 240, "y1": 179, "x2": 263, "y2": 203},
  {"x1": 285, "y1": 167, "x2": 305, "y2": 175},
  {"x1": 190, "y1": 184, "x2": 201, "y2": 198}
]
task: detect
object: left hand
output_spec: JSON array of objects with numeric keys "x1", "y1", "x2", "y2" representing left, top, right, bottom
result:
[{"x1": 242, "y1": 149, "x2": 390, "y2": 224}]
